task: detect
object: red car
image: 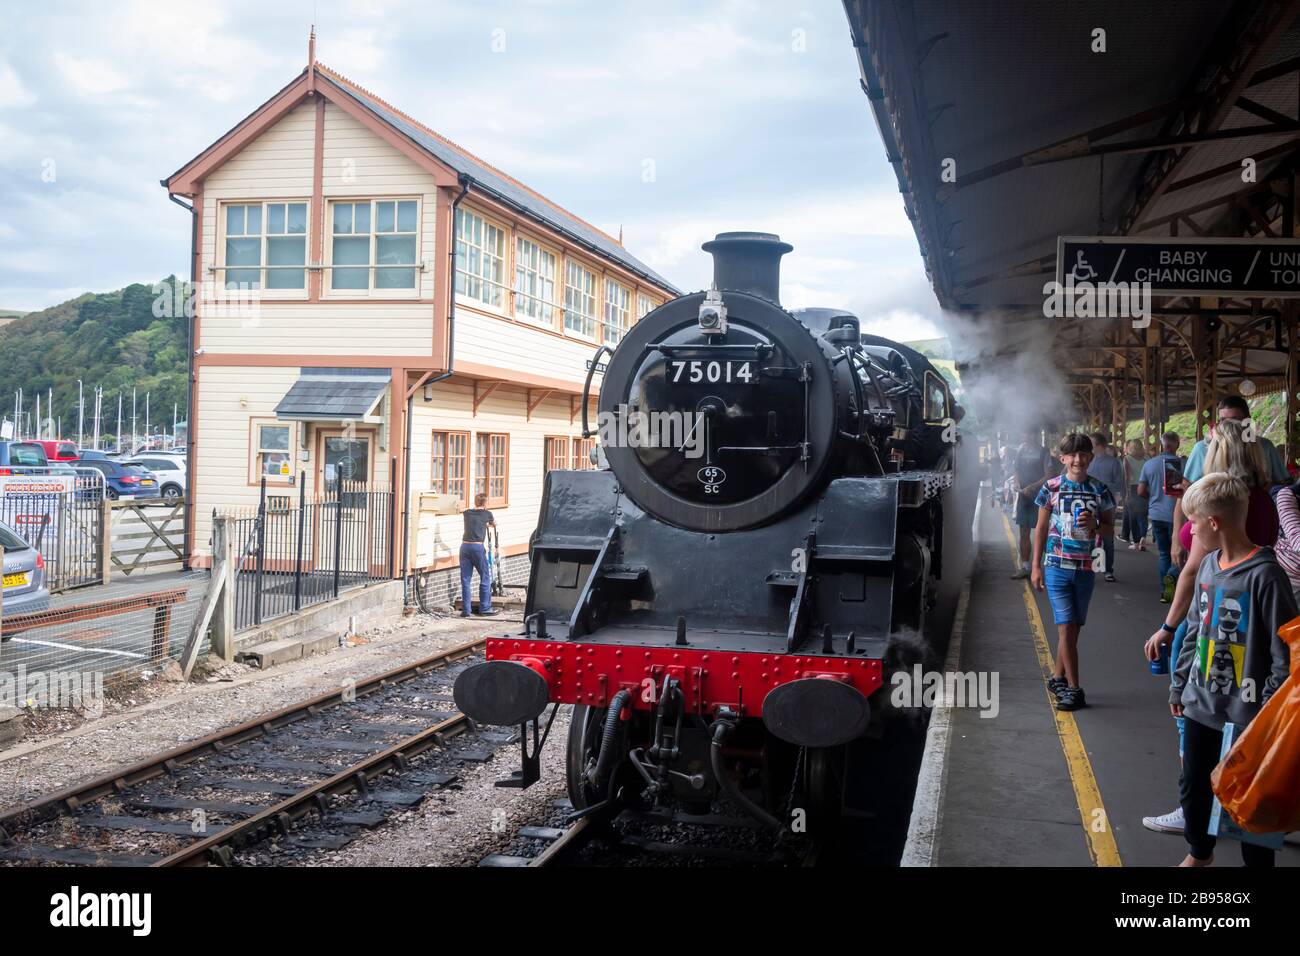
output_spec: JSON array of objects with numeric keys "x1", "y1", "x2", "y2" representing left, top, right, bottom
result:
[{"x1": 32, "y1": 440, "x2": 80, "y2": 463}]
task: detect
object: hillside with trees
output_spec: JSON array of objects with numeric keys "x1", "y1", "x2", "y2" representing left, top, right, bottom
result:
[{"x1": 0, "y1": 278, "x2": 187, "y2": 440}]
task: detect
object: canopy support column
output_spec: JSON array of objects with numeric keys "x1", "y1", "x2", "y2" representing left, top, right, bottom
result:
[
  {"x1": 1143, "y1": 327, "x2": 1161, "y2": 452},
  {"x1": 1192, "y1": 299, "x2": 1220, "y2": 442}
]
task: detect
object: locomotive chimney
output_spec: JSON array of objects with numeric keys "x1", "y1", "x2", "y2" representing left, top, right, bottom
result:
[{"x1": 702, "y1": 231, "x2": 793, "y2": 305}]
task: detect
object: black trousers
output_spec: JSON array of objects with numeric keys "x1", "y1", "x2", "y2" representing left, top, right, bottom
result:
[{"x1": 1180, "y1": 716, "x2": 1275, "y2": 866}]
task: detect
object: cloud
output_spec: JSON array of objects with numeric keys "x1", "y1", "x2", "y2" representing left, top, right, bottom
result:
[
  {"x1": 0, "y1": 0, "x2": 938, "y2": 336},
  {"x1": 0, "y1": 61, "x2": 37, "y2": 108},
  {"x1": 53, "y1": 54, "x2": 131, "y2": 96}
]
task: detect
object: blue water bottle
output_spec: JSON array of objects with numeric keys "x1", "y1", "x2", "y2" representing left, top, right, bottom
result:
[{"x1": 1150, "y1": 638, "x2": 1170, "y2": 675}]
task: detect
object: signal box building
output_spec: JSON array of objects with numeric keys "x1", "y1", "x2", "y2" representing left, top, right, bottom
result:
[{"x1": 162, "y1": 42, "x2": 677, "y2": 593}]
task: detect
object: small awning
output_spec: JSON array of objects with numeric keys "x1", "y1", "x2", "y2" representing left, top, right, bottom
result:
[{"x1": 274, "y1": 368, "x2": 390, "y2": 422}]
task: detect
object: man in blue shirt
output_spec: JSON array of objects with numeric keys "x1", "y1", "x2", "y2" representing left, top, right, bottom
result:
[
  {"x1": 1172, "y1": 395, "x2": 1287, "y2": 570},
  {"x1": 1137, "y1": 431, "x2": 1183, "y2": 598},
  {"x1": 1087, "y1": 432, "x2": 1125, "y2": 582},
  {"x1": 459, "y1": 493, "x2": 501, "y2": 617},
  {"x1": 1181, "y1": 395, "x2": 1288, "y2": 488}
]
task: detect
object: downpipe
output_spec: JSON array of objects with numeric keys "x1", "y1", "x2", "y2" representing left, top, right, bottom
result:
[{"x1": 401, "y1": 175, "x2": 471, "y2": 592}]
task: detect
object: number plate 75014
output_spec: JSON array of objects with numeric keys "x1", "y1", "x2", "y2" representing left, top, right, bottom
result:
[{"x1": 668, "y1": 360, "x2": 755, "y2": 384}]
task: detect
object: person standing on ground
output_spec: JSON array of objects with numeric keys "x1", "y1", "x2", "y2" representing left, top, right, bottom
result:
[
  {"x1": 1140, "y1": 419, "x2": 1277, "y2": 835},
  {"x1": 1031, "y1": 433, "x2": 1116, "y2": 712},
  {"x1": 1175, "y1": 398, "x2": 1289, "y2": 525},
  {"x1": 1269, "y1": 481, "x2": 1300, "y2": 601},
  {"x1": 1122, "y1": 439, "x2": 1149, "y2": 550},
  {"x1": 1138, "y1": 432, "x2": 1183, "y2": 600},
  {"x1": 459, "y1": 493, "x2": 500, "y2": 618},
  {"x1": 1088, "y1": 432, "x2": 1125, "y2": 582},
  {"x1": 1166, "y1": 473, "x2": 1295, "y2": 867},
  {"x1": 1011, "y1": 427, "x2": 1058, "y2": 580}
]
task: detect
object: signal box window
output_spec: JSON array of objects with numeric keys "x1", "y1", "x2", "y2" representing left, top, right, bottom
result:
[
  {"x1": 431, "y1": 430, "x2": 469, "y2": 505},
  {"x1": 474, "y1": 433, "x2": 509, "y2": 507},
  {"x1": 544, "y1": 436, "x2": 570, "y2": 473},
  {"x1": 254, "y1": 422, "x2": 294, "y2": 480}
]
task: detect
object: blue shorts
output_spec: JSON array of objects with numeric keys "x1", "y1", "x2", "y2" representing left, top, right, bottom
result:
[
  {"x1": 1015, "y1": 495, "x2": 1039, "y2": 528},
  {"x1": 1043, "y1": 565, "x2": 1096, "y2": 626}
]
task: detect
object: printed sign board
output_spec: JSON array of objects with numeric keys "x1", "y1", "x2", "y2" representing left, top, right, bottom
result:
[
  {"x1": 1057, "y1": 236, "x2": 1300, "y2": 298},
  {"x1": 1, "y1": 475, "x2": 75, "y2": 550}
]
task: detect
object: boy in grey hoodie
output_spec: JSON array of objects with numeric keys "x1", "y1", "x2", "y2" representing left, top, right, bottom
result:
[{"x1": 1170, "y1": 473, "x2": 1296, "y2": 867}]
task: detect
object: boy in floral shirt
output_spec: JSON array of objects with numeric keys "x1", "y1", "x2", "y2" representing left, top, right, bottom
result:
[{"x1": 1031, "y1": 433, "x2": 1116, "y2": 711}]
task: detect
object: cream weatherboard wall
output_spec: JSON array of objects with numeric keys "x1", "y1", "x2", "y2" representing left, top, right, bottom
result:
[
  {"x1": 197, "y1": 99, "x2": 437, "y2": 357},
  {"x1": 192, "y1": 364, "x2": 393, "y2": 561},
  {"x1": 193, "y1": 365, "x2": 298, "y2": 560},
  {"x1": 407, "y1": 378, "x2": 593, "y2": 570},
  {"x1": 454, "y1": 303, "x2": 603, "y2": 388}
]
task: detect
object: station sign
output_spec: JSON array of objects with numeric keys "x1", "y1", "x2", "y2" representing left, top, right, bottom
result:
[
  {"x1": 1, "y1": 475, "x2": 76, "y2": 550},
  {"x1": 585, "y1": 358, "x2": 607, "y2": 375},
  {"x1": 1056, "y1": 236, "x2": 1300, "y2": 298}
]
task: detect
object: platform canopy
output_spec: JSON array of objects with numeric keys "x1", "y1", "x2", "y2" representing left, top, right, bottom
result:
[{"x1": 845, "y1": 0, "x2": 1300, "y2": 447}]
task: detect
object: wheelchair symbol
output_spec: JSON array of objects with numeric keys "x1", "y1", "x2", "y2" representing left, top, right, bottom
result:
[{"x1": 1068, "y1": 250, "x2": 1098, "y2": 281}]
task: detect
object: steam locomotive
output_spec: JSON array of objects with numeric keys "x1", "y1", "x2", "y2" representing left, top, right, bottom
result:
[{"x1": 454, "y1": 232, "x2": 965, "y2": 836}]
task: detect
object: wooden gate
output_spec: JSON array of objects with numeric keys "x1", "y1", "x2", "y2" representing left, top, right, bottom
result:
[{"x1": 110, "y1": 501, "x2": 185, "y2": 577}]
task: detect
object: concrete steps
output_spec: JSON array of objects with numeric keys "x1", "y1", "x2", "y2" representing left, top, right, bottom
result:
[{"x1": 236, "y1": 630, "x2": 339, "y2": 669}]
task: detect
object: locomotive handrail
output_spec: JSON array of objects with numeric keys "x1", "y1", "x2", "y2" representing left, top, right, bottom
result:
[
  {"x1": 848, "y1": 349, "x2": 886, "y2": 406},
  {"x1": 645, "y1": 343, "x2": 774, "y2": 358},
  {"x1": 835, "y1": 347, "x2": 866, "y2": 441},
  {"x1": 580, "y1": 345, "x2": 615, "y2": 438}
]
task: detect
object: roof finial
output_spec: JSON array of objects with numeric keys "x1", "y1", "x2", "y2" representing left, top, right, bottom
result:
[
  {"x1": 308, "y1": 25, "x2": 316, "y2": 69},
  {"x1": 617, "y1": 225, "x2": 624, "y2": 246}
]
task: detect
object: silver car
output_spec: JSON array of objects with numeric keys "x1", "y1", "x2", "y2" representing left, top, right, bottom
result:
[{"x1": 1, "y1": 520, "x2": 50, "y2": 630}]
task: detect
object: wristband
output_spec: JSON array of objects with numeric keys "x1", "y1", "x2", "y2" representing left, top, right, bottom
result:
[{"x1": 1161, "y1": 622, "x2": 1176, "y2": 634}]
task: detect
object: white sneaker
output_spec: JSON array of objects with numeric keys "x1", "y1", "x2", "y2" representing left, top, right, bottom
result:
[{"x1": 1142, "y1": 806, "x2": 1184, "y2": 834}]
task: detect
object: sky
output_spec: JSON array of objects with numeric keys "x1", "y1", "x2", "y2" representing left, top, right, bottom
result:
[{"x1": 0, "y1": 0, "x2": 943, "y2": 340}]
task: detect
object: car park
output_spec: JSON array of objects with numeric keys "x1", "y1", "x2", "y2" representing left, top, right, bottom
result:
[
  {"x1": 124, "y1": 455, "x2": 186, "y2": 503},
  {"x1": 0, "y1": 441, "x2": 50, "y2": 476},
  {"x1": 0, "y1": 520, "x2": 50, "y2": 624},
  {"x1": 76, "y1": 458, "x2": 161, "y2": 500},
  {"x1": 33, "y1": 440, "x2": 80, "y2": 464}
]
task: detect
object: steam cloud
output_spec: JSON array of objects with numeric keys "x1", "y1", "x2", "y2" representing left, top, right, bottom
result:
[{"x1": 939, "y1": 309, "x2": 1079, "y2": 444}]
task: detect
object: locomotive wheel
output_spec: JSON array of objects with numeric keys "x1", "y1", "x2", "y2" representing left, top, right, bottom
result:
[
  {"x1": 566, "y1": 704, "x2": 635, "y2": 811},
  {"x1": 803, "y1": 745, "x2": 846, "y2": 836}
]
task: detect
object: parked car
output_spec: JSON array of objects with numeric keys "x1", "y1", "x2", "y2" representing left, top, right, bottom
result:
[
  {"x1": 1, "y1": 520, "x2": 50, "y2": 625},
  {"x1": 124, "y1": 455, "x2": 186, "y2": 503},
  {"x1": 33, "y1": 439, "x2": 80, "y2": 463},
  {"x1": 0, "y1": 441, "x2": 49, "y2": 476},
  {"x1": 76, "y1": 449, "x2": 112, "y2": 461},
  {"x1": 76, "y1": 459, "x2": 161, "y2": 500}
]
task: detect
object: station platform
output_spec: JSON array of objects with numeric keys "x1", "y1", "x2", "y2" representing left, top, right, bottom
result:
[{"x1": 909, "y1": 495, "x2": 1300, "y2": 867}]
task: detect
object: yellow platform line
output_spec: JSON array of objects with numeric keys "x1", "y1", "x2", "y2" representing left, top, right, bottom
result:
[{"x1": 1000, "y1": 512, "x2": 1123, "y2": 867}]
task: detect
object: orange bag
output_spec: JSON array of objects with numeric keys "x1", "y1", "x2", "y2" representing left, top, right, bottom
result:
[{"x1": 1211, "y1": 614, "x2": 1300, "y2": 833}]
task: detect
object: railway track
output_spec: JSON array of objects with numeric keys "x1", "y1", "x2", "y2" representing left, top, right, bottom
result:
[
  {"x1": 0, "y1": 637, "x2": 516, "y2": 867},
  {"x1": 481, "y1": 801, "x2": 810, "y2": 867}
]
